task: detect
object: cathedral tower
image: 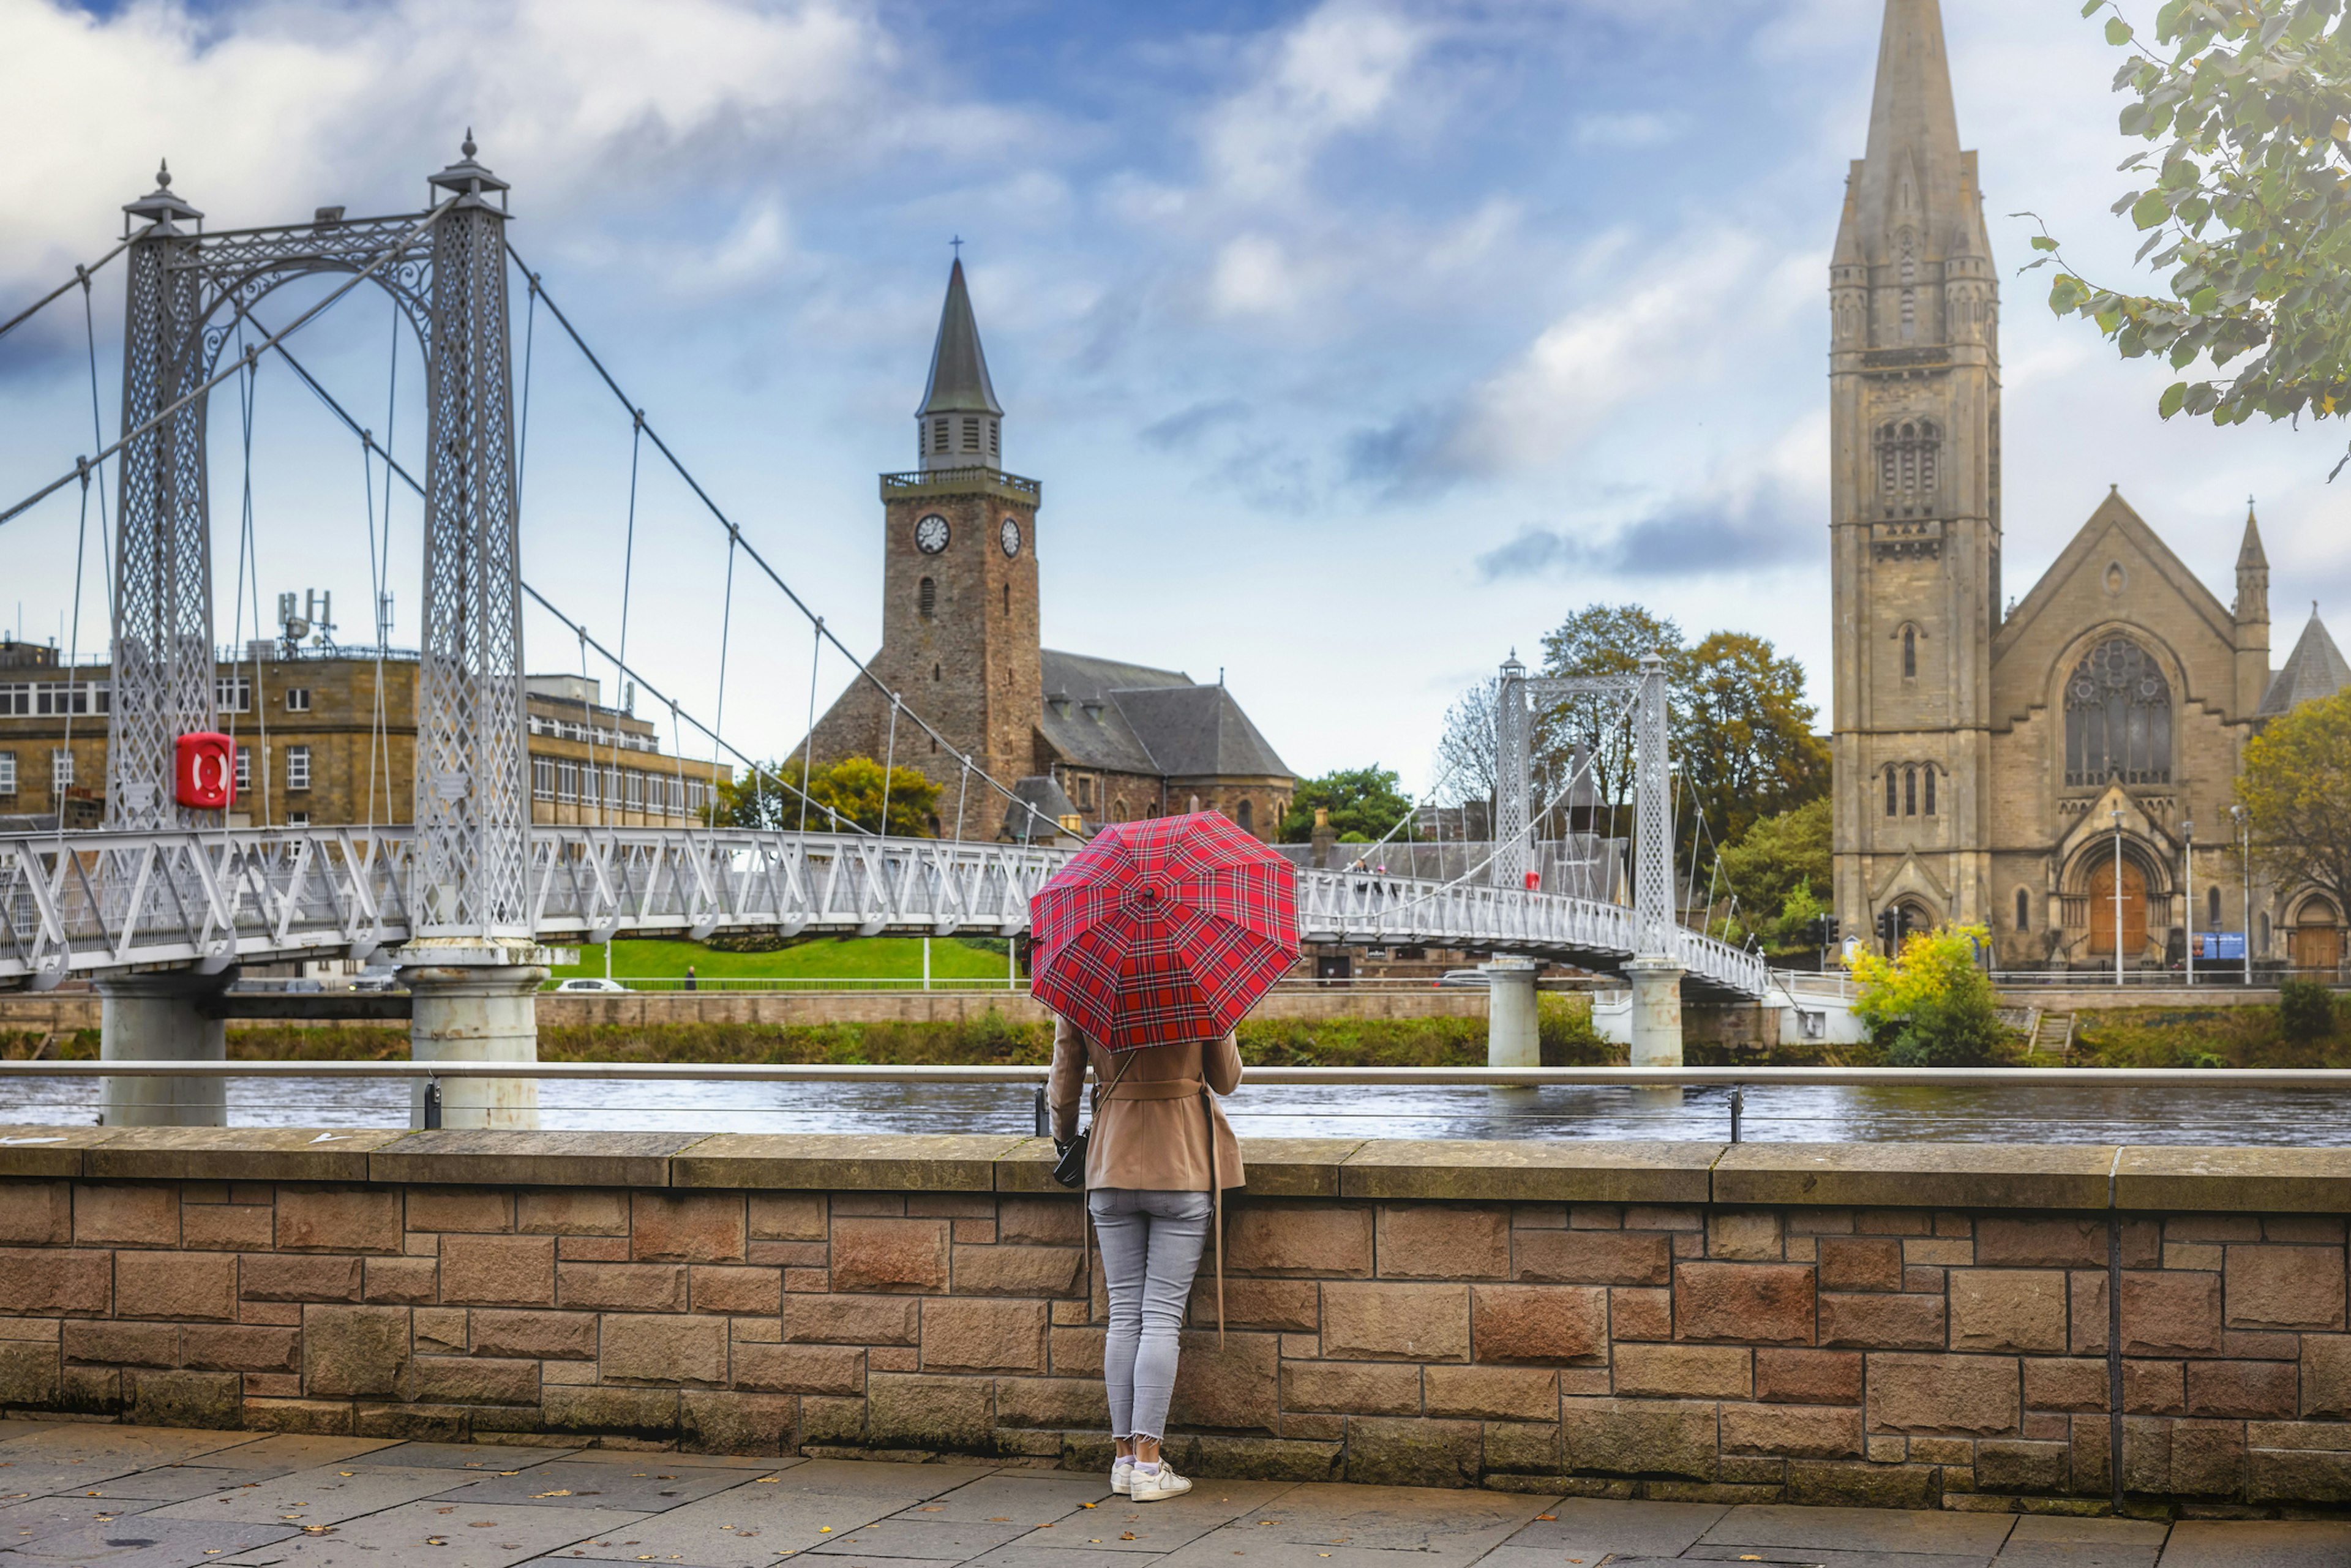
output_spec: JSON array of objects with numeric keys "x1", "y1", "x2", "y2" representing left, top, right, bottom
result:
[
  {"x1": 1829, "y1": 0, "x2": 2001, "y2": 942},
  {"x1": 806, "y1": 258, "x2": 1043, "y2": 822}
]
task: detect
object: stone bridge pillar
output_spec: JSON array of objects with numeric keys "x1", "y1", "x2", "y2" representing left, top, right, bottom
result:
[
  {"x1": 1628, "y1": 956, "x2": 1685, "y2": 1068},
  {"x1": 99, "y1": 968, "x2": 234, "y2": 1125},
  {"x1": 400, "y1": 943, "x2": 546, "y2": 1129},
  {"x1": 1482, "y1": 959, "x2": 1541, "y2": 1067}
]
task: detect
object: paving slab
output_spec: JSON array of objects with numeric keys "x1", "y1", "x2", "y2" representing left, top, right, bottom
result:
[
  {"x1": 2007, "y1": 1520, "x2": 2169, "y2": 1548},
  {"x1": 811, "y1": 1517, "x2": 1038, "y2": 1559},
  {"x1": 148, "y1": 1460, "x2": 474, "y2": 1526},
  {"x1": 2155, "y1": 1520, "x2": 2351, "y2": 1568},
  {"x1": 541, "y1": 1487, "x2": 913, "y2": 1567},
  {"x1": 1012, "y1": 1482, "x2": 1303, "y2": 1555},
  {"x1": 438, "y1": 1461, "x2": 768, "y2": 1512},
  {"x1": 1990, "y1": 1544, "x2": 2156, "y2": 1568},
  {"x1": 182, "y1": 1435, "x2": 406, "y2": 1471},
  {"x1": 1153, "y1": 1540, "x2": 1517, "y2": 1568},
  {"x1": 216, "y1": 1499, "x2": 650, "y2": 1568},
  {"x1": 765, "y1": 1461, "x2": 1002, "y2": 1499},
  {"x1": 0, "y1": 1425, "x2": 263, "y2": 1499},
  {"x1": 898, "y1": 1474, "x2": 1114, "y2": 1525},
  {"x1": 361, "y1": 1442, "x2": 582, "y2": 1472},
  {"x1": 72, "y1": 1468, "x2": 293, "y2": 1504},
  {"x1": 1217, "y1": 1482, "x2": 1554, "y2": 1555},
  {"x1": 0, "y1": 1491, "x2": 173, "y2": 1546},
  {"x1": 1685, "y1": 1548, "x2": 1978, "y2": 1568},
  {"x1": 1497, "y1": 1497, "x2": 1728, "y2": 1557},
  {"x1": 961, "y1": 1548, "x2": 1169, "y2": 1568},
  {"x1": 563, "y1": 1451, "x2": 800, "y2": 1472},
  {"x1": 0, "y1": 1514, "x2": 297, "y2": 1568},
  {"x1": 1703, "y1": 1505, "x2": 2017, "y2": 1556},
  {"x1": 1474, "y1": 1548, "x2": 1638, "y2": 1568}
]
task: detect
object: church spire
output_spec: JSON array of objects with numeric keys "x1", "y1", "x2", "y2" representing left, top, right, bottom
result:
[
  {"x1": 916, "y1": 257, "x2": 1003, "y2": 471},
  {"x1": 2236, "y1": 497, "x2": 2270, "y2": 626}
]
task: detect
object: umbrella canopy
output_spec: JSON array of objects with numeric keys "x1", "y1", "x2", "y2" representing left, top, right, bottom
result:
[{"x1": 1029, "y1": 811, "x2": 1300, "y2": 1052}]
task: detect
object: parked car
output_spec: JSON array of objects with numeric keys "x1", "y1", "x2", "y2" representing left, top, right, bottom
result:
[
  {"x1": 350, "y1": 963, "x2": 403, "y2": 992},
  {"x1": 554, "y1": 978, "x2": 629, "y2": 993}
]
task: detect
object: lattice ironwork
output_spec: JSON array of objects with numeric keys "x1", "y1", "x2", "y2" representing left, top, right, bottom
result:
[
  {"x1": 414, "y1": 144, "x2": 528, "y2": 937},
  {"x1": 0, "y1": 824, "x2": 1769, "y2": 999}
]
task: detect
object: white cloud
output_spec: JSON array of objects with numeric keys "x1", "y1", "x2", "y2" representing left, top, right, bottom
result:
[
  {"x1": 1570, "y1": 111, "x2": 1685, "y2": 151},
  {"x1": 1200, "y1": 0, "x2": 1430, "y2": 205}
]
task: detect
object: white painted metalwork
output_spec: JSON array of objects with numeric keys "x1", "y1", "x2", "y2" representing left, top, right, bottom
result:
[{"x1": 0, "y1": 824, "x2": 1771, "y2": 998}]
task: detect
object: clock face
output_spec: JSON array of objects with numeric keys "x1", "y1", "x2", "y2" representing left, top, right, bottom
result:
[
  {"x1": 914, "y1": 514, "x2": 950, "y2": 555},
  {"x1": 999, "y1": 516, "x2": 1022, "y2": 558}
]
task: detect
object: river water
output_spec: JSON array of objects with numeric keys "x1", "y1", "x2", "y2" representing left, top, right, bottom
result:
[{"x1": 0, "y1": 1078, "x2": 2340, "y2": 1145}]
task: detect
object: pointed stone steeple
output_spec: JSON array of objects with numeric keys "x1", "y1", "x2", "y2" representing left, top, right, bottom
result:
[
  {"x1": 2235, "y1": 498, "x2": 2271, "y2": 713},
  {"x1": 2259, "y1": 607, "x2": 2351, "y2": 716},
  {"x1": 916, "y1": 258, "x2": 1003, "y2": 471}
]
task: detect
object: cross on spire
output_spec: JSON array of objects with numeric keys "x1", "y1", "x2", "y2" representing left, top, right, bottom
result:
[{"x1": 950, "y1": 235, "x2": 963, "y2": 259}]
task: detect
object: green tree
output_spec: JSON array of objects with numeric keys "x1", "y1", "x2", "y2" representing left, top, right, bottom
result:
[
  {"x1": 773, "y1": 756, "x2": 942, "y2": 838},
  {"x1": 1674, "y1": 632, "x2": 1833, "y2": 859},
  {"x1": 2037, "y1": 1, "x2": 2351, "y2": 463},
  {"x1": 2236, "y1": 686, "x2": 2351, "y2": 921},
  {"x1": 1536, "y1": 603, "x2": 1685, "y2": 819},
  {"x1": 1279, "y1": 766, "x2": 1415, "y2": 844},
  {"x1": 1847, "y1": 925, "x2": 2011, "y2": 1067},
  {"x1": 1716, "y1": 797, "x2": 1833, "y2": 940}
]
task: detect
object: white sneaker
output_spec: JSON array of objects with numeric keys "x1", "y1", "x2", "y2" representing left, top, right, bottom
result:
[
  {"x1": 1110, "y1": 1457, "x2": 1133, "y2": 1496},
  {"x1": 1129, "y1": 1463, "x2": 1191, "y2": 1502}
]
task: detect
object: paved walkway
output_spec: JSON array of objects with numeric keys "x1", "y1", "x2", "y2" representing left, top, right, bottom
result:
[{"x1": 0, "y1": 1424, "x2": 2343, "y2": 1568}]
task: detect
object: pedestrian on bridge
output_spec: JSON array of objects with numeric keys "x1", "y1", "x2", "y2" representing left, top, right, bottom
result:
[{"x1": 1032, "y1": 811, "x2": 1297, "y2": 1506}]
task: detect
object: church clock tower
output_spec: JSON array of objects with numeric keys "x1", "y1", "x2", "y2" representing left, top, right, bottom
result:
[
  {"x1": 1829, "y1": 0, "x2": 2001, "y2": 944},
  {"x1": 807, "y1": 258, "x2": 1043, "y2": 825}
]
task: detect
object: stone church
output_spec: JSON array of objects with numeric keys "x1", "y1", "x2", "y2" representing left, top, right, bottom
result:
[
  {"x1": 804, "y1": 260, "x2": 1295, "y2": 841},
  {"x1": 1831, "y1": 0, "x2": 2349, "y2": 972}
]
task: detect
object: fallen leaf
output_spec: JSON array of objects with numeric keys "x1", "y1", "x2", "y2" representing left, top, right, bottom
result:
[
  {"x1": 756, "y1": 1477, "x2": 781, "y2": 1483},
  {"x1": 987, "y1": 1517, "x2": 1010, "y2": 1523},
  {"x1": 470, "y1": 1521, "x2": 497, "y2": 1528},
  {"x1": 535, "y1": 1491, "x2": 573, "y2": 1499},
  {"x1": 1535, "y1": 1515, "x2": 1556, "y2": 1521},
  {"x1": 339, "y1": 1471, "x2": 354, "y2": 1477}
]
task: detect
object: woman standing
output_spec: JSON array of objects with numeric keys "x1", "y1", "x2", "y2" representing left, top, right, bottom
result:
[{"x1": 1048, "y1": 1012, "x2": 1243, "y2": 1503}]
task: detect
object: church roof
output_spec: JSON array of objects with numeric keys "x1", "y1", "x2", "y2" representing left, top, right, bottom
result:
[
  {"x1": 1839, "y1": 0, "x2": 1987, "y2": 267},
  {"x1": 2238, "y1": 503, "x2": 2268, "y2": 570},
  {"x1": 918, "y1": 258, "x2": 1003, "y2": 418},
  {"x1": 2259, "y1": 611, "x2": 2351, "y2": 717},
  {"x1": 1036, "y1": 648, "x2": 1295, "y2": 782},
  {"x1": 999, "y1": 775, "x2": 1078, "y2": 842}
]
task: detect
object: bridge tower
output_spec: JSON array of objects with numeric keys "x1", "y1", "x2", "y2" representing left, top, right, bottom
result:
[{"x1": 95, "y1": 141, "x2": 544, "y2": 1128}]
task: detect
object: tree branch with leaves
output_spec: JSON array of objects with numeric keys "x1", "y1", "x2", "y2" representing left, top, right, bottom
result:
[{"x1": 2030, "y1": 0, "x2": 2351, "y2": 467}]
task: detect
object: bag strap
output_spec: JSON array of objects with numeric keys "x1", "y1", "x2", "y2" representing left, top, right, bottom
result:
[
  {"x1": 1077, "y1": 1046, "x2": 1138, "y2": 1327},
  {"x1": 1201, "y1": 1085, "x2": 1224, "y2": 1345}
]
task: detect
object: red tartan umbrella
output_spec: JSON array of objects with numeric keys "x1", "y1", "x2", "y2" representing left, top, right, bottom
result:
[{"x1": 1029, "y1": 811, "x2": 1300, "y2": 1052}]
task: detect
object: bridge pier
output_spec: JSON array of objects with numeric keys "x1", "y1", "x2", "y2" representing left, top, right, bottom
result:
[
  {"x1": 400, "y1": 943, "x2": 547, "y2": 1130},
  {"x1": 1627, "y1": 956, "x2": 1685, "y2": 1067},
  {"x1": 99, "y1": 969, "x2": 234, "y2": 1126},
  {"x1": 1481, "y1": 958, "x2": 1541, "y2": 1067}
]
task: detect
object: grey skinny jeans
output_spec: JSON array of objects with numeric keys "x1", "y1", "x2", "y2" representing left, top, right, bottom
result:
[{"x1": 1088, "y1": 1187, "x2": 1212, "y2": 1443}]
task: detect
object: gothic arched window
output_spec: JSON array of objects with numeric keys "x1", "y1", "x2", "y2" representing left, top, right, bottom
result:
[
  {"x1": 1924, "y1": 767, "x2": 1937, "y2": 816},
  {"x1": 2015, "y1": 887, "x2": 2031, "y2": 931},
  {"x1": 1236, "y1": 799, "x2": 1254, "y2": 834},
  {"x1": 1902, "y1": 626, "x2": 1917, "y2": 678},
  {"x1": 2064, "y1": 638, "x2": 2173, "y2": 786},
  {"x1": 1884, "y1": 768, "x2": 1897, "y2": 817},
  {"x1": 1904, "y1": 767, "x2": 1918, "y2": 816},
  {"x1": 1876, "y1": 421, "x2": 1940, "y2": 508},
  {"x1": 2208, "y1": 885, "x2": 2222, "y2": 928},
  {"x1": 918, "y1": 577, "x2": 936, "y2": 618}
]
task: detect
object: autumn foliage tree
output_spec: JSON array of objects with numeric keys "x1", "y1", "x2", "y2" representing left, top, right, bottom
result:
[{"x1": 2236, "y1": 687, "x2": 2351, "y2": 923}]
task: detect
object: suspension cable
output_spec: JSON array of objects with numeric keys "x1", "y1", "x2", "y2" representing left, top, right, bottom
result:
[
  {"x1": 615, "y1": 409, "x2": 643, "y2": 715},
  {"x1": 0, "y1": 241, "x2": 127, "y2": 349},
  {"x1": 708, "y1": 532, "x2": 738, "y2": 836},
  {"x1": 504, "y1": 242, "x2": 1061, "y2": 841},
  {"x1": 0, "y1": 203, "x2": 450, "y2": 533},
  {"x1": 800, "y1": 620, "x2": 822, "y2": 836},
  {"x1": 77, "y1": 266, "x2": 113, "y2": 628}
]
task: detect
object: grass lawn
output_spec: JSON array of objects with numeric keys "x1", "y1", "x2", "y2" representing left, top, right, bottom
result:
[{"x1": 546, "y1": 936, "x2": 1021, "y2": 987}]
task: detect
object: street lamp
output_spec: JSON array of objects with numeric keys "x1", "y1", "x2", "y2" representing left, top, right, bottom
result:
[
  {"x1": 2230, "y1": 803, "x2": 2254, "y2": 986},
  {"x1": 2181, "y1": 819, "x2": 2194, "y2": 988},
  {"x1": 2110, "y1": 806, "x2": 2126, "y2": 988}
]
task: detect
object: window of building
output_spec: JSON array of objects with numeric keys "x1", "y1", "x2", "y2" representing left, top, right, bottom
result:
[
  {"x1": 235, "y1": 747, "x2": 252, "y2": 792},
  {"x1": 989, "y1": 421, "x2": 999, "y2": 457},
  {"x1": 557, "y1": 761, "x2": 579, "y2": 803},
  {"x1": 919, "y1": 577, "x2": 936, "y2": 618},
  {"x1": 1923, "y1": 767, "x2": 1936, "y2": 816},
  {"x1": 1002, "y1": 583, "x2": 1010, "y2": 615},
  {"x1": 36, "y1": 683, "x2": 103, "y2": 717},
  {"x1": 51, "y1": 751, "x2": 72, "y2": 792},
  {"x1": 2064, "y1": 637, "x2": 2172, "y2": 786},
  {"x1": 1902, "y1": 767, "x2": 1916, "y2": 816},
  {"x1": 0, "y1": 752, "x2": 13, "y2": 794},
  {"x1": 626, "y1": 771, "x2": 645, "y2": 810},
  {"x1": 2208, "y1": 887, "x2": 2222, "y2": 928},
  {"x1": 1884, "y1": 768, "x2": 1897, "y2": 817},
  {"x1": 933, "y1": 662, "x2": 942, "y2": 681},
  {"x1": 1902, "y1": 626, "x2": 1917, "y2": 678},
  {"x1": 0, "y1": 684, "x2": 26, "y2": 715},
  {"x1": 217, "y1": 675, "x2": 252, "y2": 713},
  {"x1": 2260, "y1": 912, "x2": 2271, "y2": 952},
  {"x1": 1876, "y1": 421, "x2": 1940, "y2": 506},
  {"x1": 933, "y1": 418, "x2": 949, "y2": 454},
  {"x1": 2015, "y1": 888, "x2": 2031, "y2": 931},
  {"x1": 533, "y1": 758, "x2": 555, "y2": 800},
  {"x1": 962, "y1": 416, "x2": 980, "y2": 452},
  {"x1": 285, "y1": 688, "x2": 311, "y2": 713},
  {"x1": 1236, "y1": 798, "x2": 1254, "y2": 833},
  {"x1": 286, "y1": 746, "x2": 312, "y2": 791},
  {"x1": 288, "y1": 811, "x2": 309, "y2": 828}
]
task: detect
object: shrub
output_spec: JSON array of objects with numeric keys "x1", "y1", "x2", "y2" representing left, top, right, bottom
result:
[
  {"x1": 2278, "y1": 978, "x2": 2338, "y2": 1043},
  {"x1": 1847, "y1": 923, "x2": 2012, "y2": 1067}
]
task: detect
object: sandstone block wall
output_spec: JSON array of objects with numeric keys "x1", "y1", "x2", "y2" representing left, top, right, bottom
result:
[{"x1": 0, "y1": 1130, "x2": 2346, "y2": 1514}]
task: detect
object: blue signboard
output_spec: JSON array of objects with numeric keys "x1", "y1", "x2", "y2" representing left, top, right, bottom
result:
[{"x1": 2191, "y1": 931, "x2": 2246, "y2": 960}]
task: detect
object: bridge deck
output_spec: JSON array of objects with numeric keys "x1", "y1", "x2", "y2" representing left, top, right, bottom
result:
[{"x1": 0, "y1": 825, "x2": 1768, "y2": 999}]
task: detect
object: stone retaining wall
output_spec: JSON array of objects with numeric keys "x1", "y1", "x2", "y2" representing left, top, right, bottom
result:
[{"x1": 0, "y1": 1129, "x2": 2346, "y2": 1514}]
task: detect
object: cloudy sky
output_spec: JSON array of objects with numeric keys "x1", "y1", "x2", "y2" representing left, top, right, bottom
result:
[{"x1": 0, "y1": 0, "x2": 2344, "y2": 800}]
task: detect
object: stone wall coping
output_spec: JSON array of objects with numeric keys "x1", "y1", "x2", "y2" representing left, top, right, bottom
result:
[{"x1": 28, "y1": 1127, "x2": 2342, "y2": 1211}]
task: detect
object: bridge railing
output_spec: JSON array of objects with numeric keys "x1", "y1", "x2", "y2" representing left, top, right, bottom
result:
[{"x1": 0, "y1": 825, "x2": 1771, "y2": 998}]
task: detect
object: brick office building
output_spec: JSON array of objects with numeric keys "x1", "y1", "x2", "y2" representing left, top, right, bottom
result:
[
  {"x1": 805, "y1": 260, "x2": 1295, "y2": 841},
  {"x1": 0, "y1": 639, "x2": 722, "y2": 831}
]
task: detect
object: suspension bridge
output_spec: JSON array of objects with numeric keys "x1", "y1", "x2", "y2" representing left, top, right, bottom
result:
[{"x1": 0, "y1": 142, "x2": 1769, "y2": 1127}]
